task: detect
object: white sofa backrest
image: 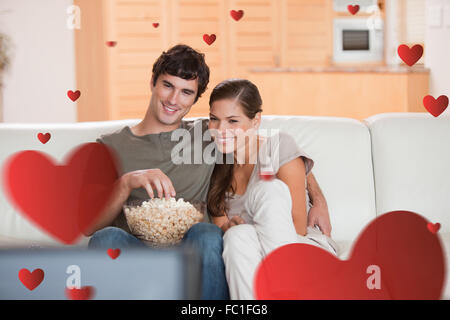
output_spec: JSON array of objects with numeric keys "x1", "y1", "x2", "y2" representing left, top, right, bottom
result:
[
  {"x1": 365, "y1": 113, "x2": 450, "y2": 232},
  {"x1": 0, "y1": 116, "x2": 377, "y2": 246},
  {"x1": 0, "y1": 120, "x2": 140, "y2": 247},
  {"x1": 259, "y1": 116, "x2": 377, "y2": 243}
]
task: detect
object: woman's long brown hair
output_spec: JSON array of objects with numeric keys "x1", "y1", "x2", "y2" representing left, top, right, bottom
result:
[{"x1": 207, "y1": 79, "x2": 263, "y2": 218}]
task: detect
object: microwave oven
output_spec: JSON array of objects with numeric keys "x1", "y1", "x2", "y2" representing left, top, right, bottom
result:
[{"x1": 333, "y1": 18, "x2": 384, "y2": 63}]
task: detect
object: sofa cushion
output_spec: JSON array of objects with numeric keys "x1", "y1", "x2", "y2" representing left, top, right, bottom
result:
[
  {"x1": 0, "y1": 120, "x2": 140, "y2": 247},
  {"x1": 259, "y1": 116, "x2": 377, "y2": 243},
  {"x1": 365, "y1": 113, "x2": 450, "y2": 232}
]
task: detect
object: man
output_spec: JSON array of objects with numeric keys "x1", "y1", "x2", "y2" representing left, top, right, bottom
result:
[{"x1": 85, "y1": 44, "x2": 332, "y2": 300}]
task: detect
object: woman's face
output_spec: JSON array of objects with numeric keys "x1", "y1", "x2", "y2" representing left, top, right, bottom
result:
[{"x1": 209, "y1": 98, "x2": 260, "y2": 155}]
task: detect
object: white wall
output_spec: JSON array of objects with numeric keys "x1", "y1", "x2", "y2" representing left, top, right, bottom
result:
[
  {"x1": 0, "y1": 0, "x2": 77, "y2": 123},
  {"x1": 425, "y1": 0, "x2": 450, "y2": 116}
]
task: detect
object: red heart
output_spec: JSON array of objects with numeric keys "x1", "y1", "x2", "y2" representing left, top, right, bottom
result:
[
  {"x1": 18, "y1": 268, "x2": 44, "y2": 291},
  {"x1": 347, "y1": 5, "x2": 360, "y2": 15},
  {"x1": 423, "y1": 95, "x2": 449, "y2": 117},
  {"x1": 259, "y1": 171, "x2": 275, "y2": 181},
  {"x1": 203, "y1": 34, "x2": 216, "y2": 46},
  {"x1": 230, "y1": 10, "x2": 244, "y2": 21},
  {"x1": 65, "y1": 286, "x2": 95, "y2": 300},
  {"x1": 397, "y1": 44, "x2": 423, "y2": 67},
  {"x1": 427, "y1": 222, "x2": 441, "y2": 234},
  {"x1": 67, "y1": 90, "x2": 81, "y2": 102},
  {"x1": 105, "y1": 41, "x2": 117, "y2": 47},
  {"x1": 255, "y1": 211, "x2": 445, "y2": 299},
  {"x1": 152, "y1": 23, "x2": 159, "y2": 28},
  {"x1": 3, "y1": 143, "x2": 119, "y2": 244},
  {"x1": 107, "y1": 248, "x2": 121, "y2": 259},
  {"x1": 37, "y1": 133, "x2": 51, "y2": 144}
]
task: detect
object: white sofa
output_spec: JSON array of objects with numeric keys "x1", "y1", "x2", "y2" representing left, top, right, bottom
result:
[{"x1": 1, "y1": 113, "x2": 449, "y2": 299}]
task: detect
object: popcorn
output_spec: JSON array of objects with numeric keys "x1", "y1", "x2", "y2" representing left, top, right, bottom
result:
[{"x1": 123, "y1": 198, "x2": 204, "y2": 247}]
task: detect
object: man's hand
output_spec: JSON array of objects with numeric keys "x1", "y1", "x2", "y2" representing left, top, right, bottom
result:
[
  {"x1": 222, "y1": 216, "x2": 246, "y2": 233},
  {"x1": 307, "y1": 204, "x2": 332, "y2": 237},
  {"x1": 122, "y1": 168, "x2": 176, "y2": 199}
]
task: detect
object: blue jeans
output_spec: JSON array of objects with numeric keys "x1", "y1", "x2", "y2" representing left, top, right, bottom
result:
[{"x1": 88, "y1": 223, "x2": 229, "y2": 300}]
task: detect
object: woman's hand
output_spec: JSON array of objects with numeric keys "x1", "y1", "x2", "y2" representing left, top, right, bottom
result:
[{"x1": 222, "y1": 216, "x2": 246, "y2": 232}]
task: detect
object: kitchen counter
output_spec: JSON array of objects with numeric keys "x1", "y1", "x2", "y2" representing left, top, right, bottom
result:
[
  {"x1": 247, "y1": 65, "x2": 430, "y2": 119},
  {"x1": 249, "y1": 65, "x2": 430, "y2": 74}
]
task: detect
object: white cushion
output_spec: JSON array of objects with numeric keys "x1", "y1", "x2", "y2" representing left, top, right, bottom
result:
[
  {"x1": 365, "y1": 112, "x2": 450, "y2": 232},
  {"x1": 0, "y1": 119, "x2": 140, "y2": 247},
  {"x1": 260, "y1": 116, "x2": 377, "y2": 243}
]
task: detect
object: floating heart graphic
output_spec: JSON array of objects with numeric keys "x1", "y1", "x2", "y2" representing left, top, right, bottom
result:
[
  {"x1": 18, "y1": 268, "x2": 44, "y2": 291},
  {"x1": 230, "y1": 10, "x2": 244, "y2": 21},
  {"x1": 105, "y1": 41, "x2": 117, "y2": 47},
  {"x1": 107, "y1": 248, "x2": 121, "y2": 260},
  {"x1": 203, "y1": 34, "x2": 216, "y2": 46},
  {"x1": 152, "y1": 23, "x2": 159, "y2": 28},
  {"x1": 255, "y1": 211, "x2": 445, "y2": 299},
  {"x1": 65, "y1": 286, "x2": 95, "y2": 300},
  {"x1": 428, "y1": 222, "x2": 441, "y2": 234},
  {"x1": 37, "y1": 133, "x2": 51, "y2": 144},
  {"x1": 259, "y1": 171, "x2": 275, "y2": 181},
  {"x1": 423, "y1": 95, "x2": 449, "y2": 117},
  {"x1": 347, "y1": 5, "x2": 360, "y2": 15},
  {"x1": 3, "y1": 143, "x2": 119, "y2": 244},
  {"x1": 397, "y1": 44, "x2": 423, "y2": 67},
  {"x1": 67, "y1": 90, "x2": 81, "y2": 102}
]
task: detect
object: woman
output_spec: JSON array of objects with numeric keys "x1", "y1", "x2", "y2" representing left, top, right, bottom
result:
[{"x1": 206, "y1": 79, "x2": 338, "y2": 300}]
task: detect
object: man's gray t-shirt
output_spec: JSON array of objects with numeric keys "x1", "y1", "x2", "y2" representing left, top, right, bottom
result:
[{"x1": 97, "y1": 119, "x2": 214, "y2": 232}]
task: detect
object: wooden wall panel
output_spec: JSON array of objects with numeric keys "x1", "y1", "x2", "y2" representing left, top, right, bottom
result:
[
  {"x1": 170, "y1": 0, "x2": 228, "y2": 117},
  {"x1": 227, "y1": 0, "x2": 279, "y2": 78},
  {"x1": 74, "y1": 0, "x2": 113, "y2": 122},
  {"x1": 281, "y1": 0, "x2": 332, "y2": 67},
  {"x1": 75, "y1": 0, "x2": 422, "y2": 122},
  {"x1": 111, "y1": 0, "x2": 168, "y2": 120}
]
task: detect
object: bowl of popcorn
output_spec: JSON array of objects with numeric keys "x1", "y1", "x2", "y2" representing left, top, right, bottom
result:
[{"x1": 123, "y1": 198, "x2": 205, "y2": 247}]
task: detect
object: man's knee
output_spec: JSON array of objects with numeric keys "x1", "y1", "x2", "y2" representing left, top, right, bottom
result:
[
  {"x1": 183, "y1": 223, "x2": 224, "y2": 252},
  {"x1": 88, "y1": 226, "x2": 139, "y2": 248}
]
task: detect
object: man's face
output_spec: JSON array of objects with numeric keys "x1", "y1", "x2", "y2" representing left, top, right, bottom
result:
[{"x1": 149, "y1": 73, "x2": 199, "y2": 126}]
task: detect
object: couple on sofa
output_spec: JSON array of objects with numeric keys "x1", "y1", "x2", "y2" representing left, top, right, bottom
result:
[{"x1": 85, "y1": 44, "x2": 337, "y2": 300}]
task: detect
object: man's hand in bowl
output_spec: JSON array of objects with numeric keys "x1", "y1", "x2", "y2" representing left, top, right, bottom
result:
[{"x1": 122, "y1": 168, "x2": 176, "y2": 200}]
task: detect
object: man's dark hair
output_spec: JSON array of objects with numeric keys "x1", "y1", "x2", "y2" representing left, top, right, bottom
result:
[{"x1": 152, "y1": 44, "x2": 210, "y2": 103}]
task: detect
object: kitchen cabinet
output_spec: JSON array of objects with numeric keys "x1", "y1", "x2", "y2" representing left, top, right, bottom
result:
[{"x1": 74, "y1": 0, "x2": 427, "y2": 121}]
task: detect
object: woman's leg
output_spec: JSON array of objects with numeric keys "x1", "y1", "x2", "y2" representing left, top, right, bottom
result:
[
  {"x1": 246, "y1": 179, "x2": 338, "y2": 255},
  {"x1": 223, "y1": 224, "x2": 263, "y2": 300},
  {"x1": 245, "y1": 179, "x2": 300, "y2": 255}
]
